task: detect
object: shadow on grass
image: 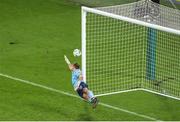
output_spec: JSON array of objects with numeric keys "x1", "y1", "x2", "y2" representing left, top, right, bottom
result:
[{"x1": 76, "y1": 102, "x2": 94, "y2": 121}]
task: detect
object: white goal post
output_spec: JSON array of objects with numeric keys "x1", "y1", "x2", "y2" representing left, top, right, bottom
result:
[{"x1": 81, "y1": 0, "x2": 180, "y2": 100}]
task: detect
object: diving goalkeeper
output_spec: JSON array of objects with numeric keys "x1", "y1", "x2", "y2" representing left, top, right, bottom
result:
[{"x1": 64, "y1": 55, "x2": 98, "y2": 108}]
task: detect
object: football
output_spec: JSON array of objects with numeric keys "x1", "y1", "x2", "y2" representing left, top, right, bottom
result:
[{"x1": 73, "y1": 49, "x2": 81, "y2": 57}]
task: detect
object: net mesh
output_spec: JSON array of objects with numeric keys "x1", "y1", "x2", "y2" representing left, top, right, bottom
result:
[
  {"x1": 86, "y1": 14, "x2": 145, "y2": 94},
  {"x1": 84, "y1": 0, "x2": 180, "y2": 98},
  {"x1": 143, "y1": 30, "x2": 180, "y2": 97},
  {"x1": 96, "y1": 0, "x2": 180, "y2": 30}
]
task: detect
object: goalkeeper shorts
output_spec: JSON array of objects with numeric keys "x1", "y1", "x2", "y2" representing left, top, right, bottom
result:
[{"x1": 77, "y1": 82, "x2": 88, "y2": 98}]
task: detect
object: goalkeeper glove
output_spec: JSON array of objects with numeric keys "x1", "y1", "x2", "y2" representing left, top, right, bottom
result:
[{"x1": 64, "y1": 55, "x2": 71, "y2": 65}]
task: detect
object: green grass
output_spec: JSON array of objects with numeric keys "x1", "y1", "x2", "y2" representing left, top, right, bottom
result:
[{"x1": 0, "y1": 0, "x2": 180, "y2": 121}]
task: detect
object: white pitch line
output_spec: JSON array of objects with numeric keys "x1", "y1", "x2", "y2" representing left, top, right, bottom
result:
[{"x1": 0, "y1": 73, "x2": 159, "y2": 121}]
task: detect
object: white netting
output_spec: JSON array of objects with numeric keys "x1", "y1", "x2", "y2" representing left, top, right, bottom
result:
[
  {"x1": 96, "y1": 0, "x2": 180, "y2": 30},
  {"x1": 82, "y1": 0, "x2": 180, "y2": 99},
  {"x1": 86, "y1": 14, "x2": 145, "y2": 94}
]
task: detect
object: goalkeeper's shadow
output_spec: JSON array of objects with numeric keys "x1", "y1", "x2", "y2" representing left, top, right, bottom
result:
[{"x1": 75, "y1": 102, "x2": 94, "y2": 121}]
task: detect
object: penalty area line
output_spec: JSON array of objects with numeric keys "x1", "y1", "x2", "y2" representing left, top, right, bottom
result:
[{"x1": 0, "y1": 73, "x2": 159, "y2": 121}]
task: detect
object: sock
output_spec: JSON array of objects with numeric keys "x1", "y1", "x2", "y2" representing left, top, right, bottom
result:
[{"x1": 88, "y1": 90, "x2": 95, "y2": 102}]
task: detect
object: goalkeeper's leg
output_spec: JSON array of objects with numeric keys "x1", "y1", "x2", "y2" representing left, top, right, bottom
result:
[
  {"x1": 77, "y1": 82, "x2": 98, "y2": 108},
  {"x1": 84, "y1": 88, "x2": 98, "y2": 108}
]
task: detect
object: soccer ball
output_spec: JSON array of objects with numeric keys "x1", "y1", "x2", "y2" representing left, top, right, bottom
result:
[{"x1": 73, "y1": 49, "x2": 81, "y2": 57}]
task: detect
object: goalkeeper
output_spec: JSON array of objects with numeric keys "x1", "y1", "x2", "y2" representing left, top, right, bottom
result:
[{"x1": 64, "y1": 55, "x2": 98, "y2": 108}]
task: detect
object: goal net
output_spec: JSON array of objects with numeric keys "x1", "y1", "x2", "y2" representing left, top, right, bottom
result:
[{"x1": 81, "y1": 0, "x2": 180, "y2": 100}]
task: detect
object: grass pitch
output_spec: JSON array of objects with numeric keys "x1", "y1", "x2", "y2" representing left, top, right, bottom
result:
[{"x1": 0, "y1": 0, "x2": 180, "y2": 121}]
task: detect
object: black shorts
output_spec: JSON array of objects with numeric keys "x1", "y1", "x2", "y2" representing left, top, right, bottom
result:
[{"x1": 76, "y1": 82, "x2": 88, "y2": 98}]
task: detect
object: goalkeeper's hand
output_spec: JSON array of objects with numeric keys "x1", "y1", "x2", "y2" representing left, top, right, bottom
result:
[
  {"x1": 64, "y1": 55, "x2": 71, "y2": 65},
  {"x1": 64, "y1": 55, "x2": 74, "y2": 71}
]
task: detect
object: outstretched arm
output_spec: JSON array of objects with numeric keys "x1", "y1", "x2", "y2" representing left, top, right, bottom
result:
[{"x1": 64, "y1": 55, "x2": 74, "y2": 71}]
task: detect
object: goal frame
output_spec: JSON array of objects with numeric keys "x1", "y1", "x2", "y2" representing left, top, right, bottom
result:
[{"x1": 81, "y1": 6, "x2": 180, "y2": 100}]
